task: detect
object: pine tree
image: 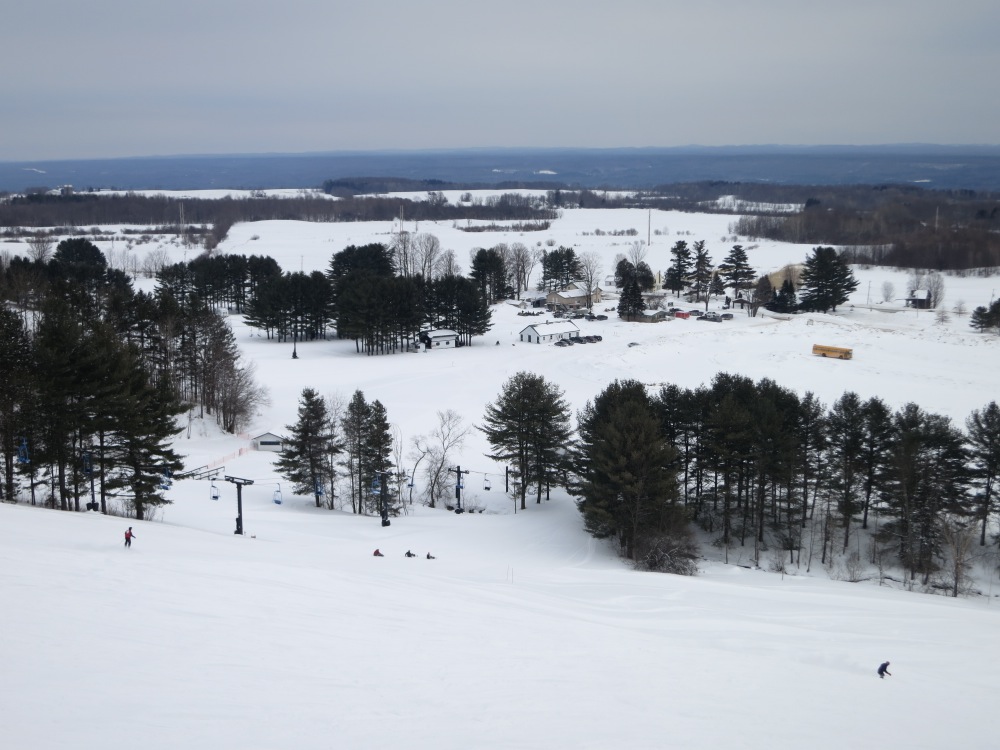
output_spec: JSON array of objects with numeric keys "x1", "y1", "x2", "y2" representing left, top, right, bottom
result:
[
  {"x1": 0, "y1": 308, "x2": 32, "y2": 503},
  {"x1": 575, "y1": 380, "x2": 681, "y2": 563},
  {"x1": 617, "y1": 279, "x2": 645, "y2": 319},
  {"x1": 665, "y1": 241, "x2": 692, "y2": 295},
  {"x1": 276, "y1": 388, "x2": 342, "y2": 507},
  {"x1": 479, "y1": 372, "x2": 571, "y2": 511},
  {"x1": 719, "y1": 245, "x2": 755, "y2": 300},
  {"x1": 798, "y1": 246, "x2": 859, "y2": 313},
  {"x1": 966, "y1": 401, "x2": 1000, "y2": 545},
  {"x1": 691, "y1": 241, "x2": 713, "y2": 303}
]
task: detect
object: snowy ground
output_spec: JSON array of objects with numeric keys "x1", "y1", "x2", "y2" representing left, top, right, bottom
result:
[{"x1": 4, "y1": 195, "x2": 1000, "y2": 748}]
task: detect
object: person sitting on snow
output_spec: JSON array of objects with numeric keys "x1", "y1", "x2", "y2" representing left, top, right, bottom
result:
[
  {"x1": 426, "y1": 552, "x2": 436, "y2": 559},
  {"x1": 373, "y1": 549, "x2": 384, "y2": 557},
  {"x1": 405, "y1": 550, "x2": 416, "y2": 557}
]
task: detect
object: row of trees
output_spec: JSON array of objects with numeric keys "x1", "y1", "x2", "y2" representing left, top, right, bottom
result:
[
  {"x1": 473, "y1": 369, "x2": 1000, "y2": 589},
  {"x1": 276, "y1": 388, "x2": 394, "y2": 515},
  {"x1": 663, "y1": 242, "x2": 859, "y2": 317},
  {"x1": 0, "y1": 239, "x2": 270, "y2": 516}
]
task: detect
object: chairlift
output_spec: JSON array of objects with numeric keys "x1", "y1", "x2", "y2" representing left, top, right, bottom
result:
[
  {"x1": 81, "y1": 452, "x2": 93, "y2": 476},
  {"x1": 16, "y1": 438, "x2": 29, "y2": 465},
  {"x1": 315, "y1": 482, "x2": 325, "y2": 497},
  {"x1": 210, "y1": 483, "x2": 220, "y2": 501},
  {"x1": 406, "y1": 475, "x2": 414, "y2": 489},
  {"x1": 371, "y1": 476, "x2": 382, "y2": 494},
  {"x1": 159, "y1": 468, "x2": 173, "y2": 491},
  {"x1": 273, "y1": 483, "x2": 283, "y2": 505},
  {"x1": 483, "y1": 476, "x2": 491, "y2": 491}
]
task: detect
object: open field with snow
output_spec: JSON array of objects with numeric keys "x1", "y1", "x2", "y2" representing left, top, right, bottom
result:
[{"x1": 4, "y1": 195, "x2": 1000, "y2": 748}]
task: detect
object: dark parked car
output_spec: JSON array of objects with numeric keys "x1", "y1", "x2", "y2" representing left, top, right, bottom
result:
[{"x1": 720, "y1": 313, "x2": 734, "y2": 320}]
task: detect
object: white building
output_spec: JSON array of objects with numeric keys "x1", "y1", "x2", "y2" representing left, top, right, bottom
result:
[
  {"x1": 252, "y1": 432, "x2": 287, "y2": 452},
  {"x1": 519, "y1": 320, "x2": 581, "y2": 344},
  {"x1": 419, "y1": 329, "x2": 459, "y2": 349}
]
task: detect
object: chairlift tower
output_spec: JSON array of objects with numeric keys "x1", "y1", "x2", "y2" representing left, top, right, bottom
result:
[{"x1": 225, "y1": 475, "x2": 254, "y2": 535}]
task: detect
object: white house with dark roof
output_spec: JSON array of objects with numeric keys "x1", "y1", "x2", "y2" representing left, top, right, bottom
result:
[
  {"x1": 519, "y1": 320, "x2": 580, "y2": 344},
  {"x1": 419, "y1": 329, "x2": 459, "y2": 349}
]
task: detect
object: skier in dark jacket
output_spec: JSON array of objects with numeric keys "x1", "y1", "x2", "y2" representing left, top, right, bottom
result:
[
  {"x1": 124, "y1": 527, "x2": 136, "y2": 548},
  {"x1": 878, "y1": 661, "x2": 891, "y2": 678},
  {"x1": 405, "y1": 550, "x2": 416, "y2": 557}
]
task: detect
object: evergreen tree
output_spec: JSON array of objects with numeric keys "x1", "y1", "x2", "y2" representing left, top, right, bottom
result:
[
  {"x1": 827, "y1": 392, "x2": 866, "y2": 552},
  {"x1": 719, "y1": 245, "x2": 755, "y2": 300},
  {"x1": 798, "y1": 246, "x2": 859, "y2": 313},
  {"x1": 479, "y1": 372, "x2": 571, "y2": 511},
  {"x1": 276, "y1": 388, "x2": 342, "y2": 507},
  {"x1": 0, "y1": 308, "x2": 32, "y2": 502},
  {"x1": 769, "y1": 277, "x2": 798, "y2": 313},
  {"x1": 966, "y1": 401, "x2": 1000, "y2": 545},
  {"x1": 341, "y1": 390, "x2": 371, "y2": 514},
  {"x1": 617, "y1": 279, "x2": 645, "y2": 319},
  {"x1": 575, "y1": 380, "x2": 681, "y2": 563},
  {"x1": 665, "y1": 241, "x2": 692, "y2": 295},
  {"x1": 884, "y1": 404, "x2": 970, "y2": 581},
  {"x1": 690, "y1": 241, "x2": 713, "y2": 303},
  {"x1": 104, "y1": 353, "x2": 184, "y2": 521}
]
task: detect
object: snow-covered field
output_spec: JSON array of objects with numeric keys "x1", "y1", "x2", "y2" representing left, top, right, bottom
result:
[{"x1": 3, "y1": 195, "x2": 1000, "y2": 749}]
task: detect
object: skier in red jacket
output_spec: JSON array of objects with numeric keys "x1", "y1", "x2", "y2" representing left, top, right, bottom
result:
[{"x1": 124, "y1": 527, "x2": 136, "y2": 548}]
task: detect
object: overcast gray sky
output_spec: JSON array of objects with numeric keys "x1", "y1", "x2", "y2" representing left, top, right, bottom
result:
[{"x1": 3, "y1": 0, "x2": 997, "y2": 161}]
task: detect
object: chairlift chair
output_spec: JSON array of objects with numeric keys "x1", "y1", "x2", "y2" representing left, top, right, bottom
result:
[
  {"x1": 484, "y1": 477, "x2": 491, "y2": 491},
  {"x1": 273, "y1": 484, "x2": 283, "y2": 505},
  {"x1": 16, "y1": 438, "x2": 30, "y2": 465},
  {"x1": 210, "y1": 484, "x2": 220, "y2": 501}
]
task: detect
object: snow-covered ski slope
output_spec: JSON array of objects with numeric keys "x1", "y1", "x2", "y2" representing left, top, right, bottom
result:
[{"x1": 3, "y1": 196, "x2": 1000, "y2": 748}]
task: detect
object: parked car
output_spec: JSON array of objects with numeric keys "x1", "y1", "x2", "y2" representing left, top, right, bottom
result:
[
  {"x1": 554, "y1": 340, "x2": 569, "y2": 347},
  {"x1": 720, "y1": 313, "x2": 734, "y2": 320},
  {"x1": 700, "y1": 313, "x2": 723, "y2": 322},
  {"x1": 689, "y1": 310, "x2": 704, "y2": 317},
  {"x1": 594, "y1": 314, "x2": 608, "y2": 321}
]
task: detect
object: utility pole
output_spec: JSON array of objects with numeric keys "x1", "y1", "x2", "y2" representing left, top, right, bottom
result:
[
  {"x1": 225, "y1": 475, "x2": 254, "y2": 535},
  {"x1": 448, "y1": 465, "x2": 470, "y2": 513}
]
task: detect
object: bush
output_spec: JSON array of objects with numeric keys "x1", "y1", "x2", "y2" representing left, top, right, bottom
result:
[{"x1": 633, "y1": 528, "x2": 699, "y2": 576}]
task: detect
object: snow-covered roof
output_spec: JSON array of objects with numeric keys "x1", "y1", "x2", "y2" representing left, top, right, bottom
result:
[
  {"x1": 519, "y1": 321, "x2": 580, "y2": 336},
  {"x1": 424, "y1": 329, "x2": 458, "y2": 338}
]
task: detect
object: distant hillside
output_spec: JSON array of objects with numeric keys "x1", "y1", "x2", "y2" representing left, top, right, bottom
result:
[{"x1": 3, "y1": 145, "x2": 1000, "y2": 193}]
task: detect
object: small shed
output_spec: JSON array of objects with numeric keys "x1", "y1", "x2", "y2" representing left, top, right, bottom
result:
[
  {"x1": 419, "y1": 329, "x2": 459, "y2": 349},
  {"x1": 905, "y1": 289, "x2": 931, "y2": 309},
  {"x1": 253, "y1": 432, "x2": 287, "y2": 452},
  {"x1": 519, "y1": 320, "x2": 581, "y2": 344}
]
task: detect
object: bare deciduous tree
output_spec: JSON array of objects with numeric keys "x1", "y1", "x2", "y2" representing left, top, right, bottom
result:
[
  {"x1": 26, "y1": 233, "x2": 54, "y2": 262},
  {"x1": 627, "y1": 240, "x2": 648, "y2": 269},
  {"x1": 435, "y1": 249, "x2": 461, "y2": 278},
  {"x1": 577, "y1": 251, "x2": 603, "y2": 311},
  {"x1": 409, "y1": 410, "x2": 469, "y2": 508},
  {"x1": 881, "y1": 281, "x2": 895, "y2": 303},
  {"x1": 413, "y1": 233, "x2": 442, "y2": 280}
]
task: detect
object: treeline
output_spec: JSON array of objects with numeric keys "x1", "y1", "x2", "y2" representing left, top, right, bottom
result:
[
  {"x1": 0, "y1": 191, "x2": 558, "y2": 242},
  {"x1": 151, "y1": 242, "x2": 494, "y2": 355},
  {"x1": 0, "y1": 239, "x2": 269, "y2": 517},
  {"x1": 481, "y1": 368, "x2": 1000, "y2": 590},
  {"x1": 720, "y1": 185, "x2": 1000, "y2": 271},
  {"x1": 571, "y1": 374, "x2": 999, "y2": 591}
]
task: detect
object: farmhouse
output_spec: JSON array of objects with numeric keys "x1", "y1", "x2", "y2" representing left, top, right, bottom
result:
[
  {"x1": 519, "y1": 320, "x2": 581, "y2": 344},
  {"x1": 546, "y1": 282, "x2": 603, "y2": 310},
  {"x1": 419, "y1": 329, "x2": 459, "y2": 349},
  {"x1": 252, "y1": 432, "x2": 287, "y2": 452}
]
